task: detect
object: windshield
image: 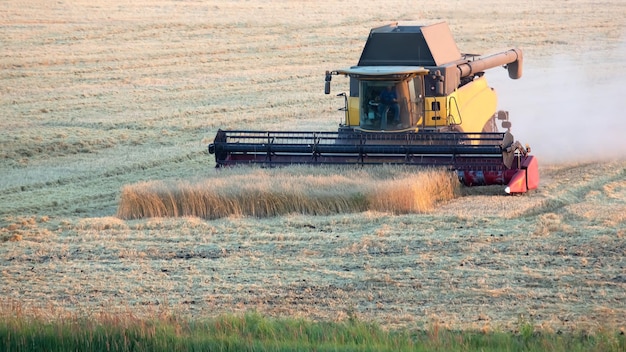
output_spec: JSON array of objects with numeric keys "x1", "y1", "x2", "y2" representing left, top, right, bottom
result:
[{"x1": 358, "y1": 80, "x2": 415, "y2": 131}]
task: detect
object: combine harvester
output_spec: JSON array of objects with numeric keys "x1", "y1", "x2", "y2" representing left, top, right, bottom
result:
[{"x1": 209, "y1": 22, "x2": 538, "y2": 194}]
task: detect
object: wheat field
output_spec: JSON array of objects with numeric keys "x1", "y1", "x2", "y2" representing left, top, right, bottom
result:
[{"x1": 1, "y1": 0, "x2": 625, "y2": 334}]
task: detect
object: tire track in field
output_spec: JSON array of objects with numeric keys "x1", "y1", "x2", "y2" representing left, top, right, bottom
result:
[
  {"x1": 432, "y1": 161, "x2": 626, "y2": 219},
  {"x1": 521, "y1": 161, "x2": 626, "y2": 217}
]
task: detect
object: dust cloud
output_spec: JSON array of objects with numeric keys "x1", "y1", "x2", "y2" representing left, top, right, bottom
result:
[{"x1": 490, "y1": 38, "x2": 626, "y2": 164}]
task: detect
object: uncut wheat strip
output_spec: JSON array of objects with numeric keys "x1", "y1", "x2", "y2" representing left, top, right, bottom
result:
[
  {"x1": 368, "y1": 169, "x2": 459, "y2": 214},
  {"x1": 117, "y1": 168, "x2": 459, "y2": 220}
]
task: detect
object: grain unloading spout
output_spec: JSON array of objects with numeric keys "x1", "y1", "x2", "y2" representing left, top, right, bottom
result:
[{"x1": 457, "y1": 49, "x2": 523, "y2": 79}]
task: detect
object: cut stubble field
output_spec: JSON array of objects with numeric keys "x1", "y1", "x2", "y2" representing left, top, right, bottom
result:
[{"x1": 1, "y1": 0, "x2": 626, "y2": 334}]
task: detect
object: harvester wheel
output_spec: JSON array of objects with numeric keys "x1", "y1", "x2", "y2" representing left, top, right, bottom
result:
[{"x1": 501, "y1": 131, "x2": 516, "y2": 169}]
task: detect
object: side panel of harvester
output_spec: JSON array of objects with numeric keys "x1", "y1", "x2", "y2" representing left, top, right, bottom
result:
[
  {"x1": 346, "y1": 96, "x2": 360, "y2": 126},
  {"x1": 431, "y1": 76, "x2": 498, "y2": 133}
]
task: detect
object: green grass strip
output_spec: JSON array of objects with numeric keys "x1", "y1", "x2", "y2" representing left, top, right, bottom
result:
[{"x1": 1, "y1": 312, "x2": 624, "y2": 351}]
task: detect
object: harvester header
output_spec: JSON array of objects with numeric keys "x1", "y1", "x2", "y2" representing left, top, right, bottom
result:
[{"x1": 208, "y1": 22, "x2": 538, "y2": 194}]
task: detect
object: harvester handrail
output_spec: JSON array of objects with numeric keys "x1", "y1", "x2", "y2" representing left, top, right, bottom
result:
[{"x1": 447, "y1": 96, "x2": 462, "y2": 126}]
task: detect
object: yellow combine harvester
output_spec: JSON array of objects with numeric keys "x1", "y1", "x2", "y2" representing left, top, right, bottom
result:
[{"x1": 209, "y1": 22, "x2": 539, "y2": 194}]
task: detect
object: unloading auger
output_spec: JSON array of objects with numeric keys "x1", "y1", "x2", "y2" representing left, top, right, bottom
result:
[{"x1": 208, "y1": 22, "x2": 539, "y2": 194}]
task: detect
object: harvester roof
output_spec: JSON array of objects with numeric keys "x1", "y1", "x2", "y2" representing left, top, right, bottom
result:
[
  {"x1": 335, "y1": 66, "x2": 428, "y2": 80},
  {"x1": 357, "y1": 22, "x2": 463, "y2": 67}
]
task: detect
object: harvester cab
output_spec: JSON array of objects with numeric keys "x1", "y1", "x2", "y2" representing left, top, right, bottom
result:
[
  {"x1": 208, "y1": 21, "x2": 539, "y2": 194},
  {"x1": 326, "y1": 66, "x2": 428, "y2": 132},
  {"x1": 325, "y1": 21, "x2": 523, "y2": 136}
]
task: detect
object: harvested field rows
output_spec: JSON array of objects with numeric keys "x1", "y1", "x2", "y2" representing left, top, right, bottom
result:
[{"x1": 1, "y1": 0, "x2": 625, "y2": 334}]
